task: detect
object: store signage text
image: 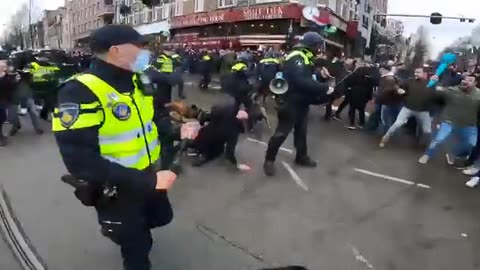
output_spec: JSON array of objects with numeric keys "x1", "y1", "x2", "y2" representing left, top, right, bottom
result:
[
  {"x1": 171, "y1": 4, "x2": 301, "y2": 29},
  {"x1": 243, "y1": 6, "x2": 284, "y2": 20}
]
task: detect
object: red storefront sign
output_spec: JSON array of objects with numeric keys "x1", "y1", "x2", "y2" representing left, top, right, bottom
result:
[{"x1": 171, "y1": 4, "x2": 302, "y2": 29}]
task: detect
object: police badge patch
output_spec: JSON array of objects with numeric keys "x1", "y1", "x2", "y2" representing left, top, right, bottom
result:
[
  {"x1": 59, "y1": 103, "x2": 80, "y2": 128},
  {"x1": 112, "y1": 103, "x2": 131, "y2": 120}
]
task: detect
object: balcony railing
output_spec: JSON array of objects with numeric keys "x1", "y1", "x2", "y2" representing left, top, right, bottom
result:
[
  {"x1": 97, "y1": 5, "x2": 115, "y2": 17},
  {"x1": 118, "y1": 4, "x2": 173, "y2": 26}
]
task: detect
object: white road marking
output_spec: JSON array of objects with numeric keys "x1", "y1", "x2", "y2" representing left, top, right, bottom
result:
[
  {"x1": 416, "y1": 183, "x2": 432, "y2": 189},
  {"x1": 354, "y1": 168, "x2": 431, "y2": 189},
  {"x1": 281, "y1": 161, "x2": 309, "y2": 191},
  {"x1": 246, "y1": 137, "x2": 293, "y2": 154},
  {"x1": 349, "y1": 244, "x2": 374, "y2": 269}
]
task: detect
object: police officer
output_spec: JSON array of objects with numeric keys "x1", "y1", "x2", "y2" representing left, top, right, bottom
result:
[
  {"x1": 28, "y1": 54, "x2": 60, "y2": 121},
  {"x1": 171, "y1": 50, "x2": 185, "y2": 99},
  {"x1": 198, "y1": 49, "x2": 212, "y2": 89},
  {"x1": 256, "y1": 51, "x2": 281, "y2": 99},
  {"x1": 263, "y1": 32, "x2": 333, "y2": 176},
  {"x1": 52, "y1": 25, "x2": 182, "y2": 270},
  {"x1": 154, "y1": 48, "x2": 175, "y2": 103}
]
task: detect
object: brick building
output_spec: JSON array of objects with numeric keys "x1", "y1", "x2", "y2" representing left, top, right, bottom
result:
[{"x1": 69, "y1": 0, "x2": 115, "y2": 49}]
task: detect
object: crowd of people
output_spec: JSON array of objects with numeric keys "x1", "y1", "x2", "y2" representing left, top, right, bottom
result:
[
  {"x1": 170, "y1": 43, "x2": 480, "y2": 189},
  {"x1": 2, "y1": 24, "x2": 480, "y2": 270}
]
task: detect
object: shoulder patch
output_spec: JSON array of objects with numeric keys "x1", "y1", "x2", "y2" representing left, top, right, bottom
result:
[{"x1": 59, "y1": 103, "x2": 80, "y2": 128}]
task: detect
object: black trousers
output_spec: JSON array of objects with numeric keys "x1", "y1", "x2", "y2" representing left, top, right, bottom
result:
[
  {"x1": 97, "y1": 191, "x2": 173, "y2": 270},
  {"x1": 194, "y1": 122, "x2": 240, "y2": 164},
  {"x1": 266, "y1": 105, "x2": 309, "y2": 162},
  {"x1": 199, "y1": 73, "x2": 211, "y2": 89},
  {"x1": 335, "y1": 95, "x2": 350, "y2": 117},
  {"x1": 348, "y1": 103, "x2": 367, "y2": 126}
]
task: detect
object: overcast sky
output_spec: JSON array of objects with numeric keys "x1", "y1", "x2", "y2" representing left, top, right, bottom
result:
[
  {"x1": 388, "y1": 0, "x2": 479, "y2": 57},
  {"x1": 1, "y1": 0, "x2": 479, "y2": 57}
]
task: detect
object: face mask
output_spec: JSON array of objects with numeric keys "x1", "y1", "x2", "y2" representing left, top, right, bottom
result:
[{"x1": 131, "y1": 50, "x2": 151, "y2": 72}]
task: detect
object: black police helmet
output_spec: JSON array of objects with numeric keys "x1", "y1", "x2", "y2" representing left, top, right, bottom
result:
[{"x1": 300, "y1": 32, "x2": 324, "y2": 51}]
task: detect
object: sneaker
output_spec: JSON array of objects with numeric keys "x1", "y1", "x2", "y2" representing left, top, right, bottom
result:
[
  {"x1": 379, "y1": 136, "x2": 389, "y2": 148},
  {"x1": 463, "y1": 166, "x2": 480, "y2": 176},
  {"x1": 418, "y1": 154, "x2": 430, "y2": 164},
  {"x1": 466, "y1": 177, "x2": 480, "y2": 188},
  {"x1": 445, "y1": 153, "x2": 454, "y2": 165},
  {"x1": 346, "y1": 125, "x2": 356, "y2": 130},
  {"x1": 333, "y1": 115, "x2": 342, "y2": 121}
]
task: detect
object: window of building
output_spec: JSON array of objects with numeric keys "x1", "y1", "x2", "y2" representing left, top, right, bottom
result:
[
  {"x1": 218, "y1": 0, "x2": 235, "y2": 8},
  {"x1": 152, "y1": 7, "x2": 159, "y2": 21},
  {"x1": 328, "y1": 0, "x2": 336, "y2": 12},
  {"x1": 161, "y1": 4, "x2": 171, "y2": 19},
  {"x1": 175, "y1": 1, "x2": 183, "y2": 16},
  {"x1": 195, "y1": 0, "x2": 204, "y2": 12},
  {"x1": 362, "y1": 15, "x2": 369, "y2": 28}
]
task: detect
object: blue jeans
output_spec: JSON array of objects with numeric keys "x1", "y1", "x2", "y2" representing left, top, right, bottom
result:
[
  {"x1": 424, "y1": 122, "x2": 477, "y2": 157},
  {"x1": 381, "y1": 104, "x2": 402, "y2": 133}
]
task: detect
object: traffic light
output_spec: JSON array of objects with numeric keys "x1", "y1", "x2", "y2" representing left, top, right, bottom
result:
[
  {"x1": 430, "y1": 12, "x2": 442, "y2": 24},
  {"x1": 141, "y1": 0, "x2": 161, "y2": 7}
]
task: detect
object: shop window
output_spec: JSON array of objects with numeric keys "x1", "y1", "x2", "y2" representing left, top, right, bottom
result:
[
  {"x1": 218, "y1": 0, "x2": 235, "y2": 8},
  {"x1": 195, "y1": 0, "x2": 204, "y2": 13}
]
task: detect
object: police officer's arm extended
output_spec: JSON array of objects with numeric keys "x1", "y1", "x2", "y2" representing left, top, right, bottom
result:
[
  {"x1": 53, "y1": 81, "x2": 159, "y2": 195},
  {"x1": 285, "y1": 55, "x2": 329, "y2": 97}
]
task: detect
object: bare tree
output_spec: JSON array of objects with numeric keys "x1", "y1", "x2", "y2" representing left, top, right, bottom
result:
[
  {"x1": 4, "y1": 3, "x2": 30, "y2": 49},
  {"x1": 410, "y1": 26, "x2": 430, "y2": 69}
]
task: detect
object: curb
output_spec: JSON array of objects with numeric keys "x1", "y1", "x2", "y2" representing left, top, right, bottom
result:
[{"x1": 0, "y1": 185, "x2": 48, "y2": 270}]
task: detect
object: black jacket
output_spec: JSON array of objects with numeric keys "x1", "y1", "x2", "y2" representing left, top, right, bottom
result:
[
  {"x1": 283, "y1": 47, "x2": 329, "y2": 106},
  {"x1": 54, "y1": 59, "x2": 174, "y2": 197}
]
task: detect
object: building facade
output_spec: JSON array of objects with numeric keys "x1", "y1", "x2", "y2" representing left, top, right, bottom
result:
[
  {"x1": 70, "y1": 0, "x2": 115, "y2": 48},
  {"x1": 113, "y1": 0, "x2": 171, "y2": 39},
  {"x1": 62, "y1": 0, "x2": 74, "y2": 50},
  {"x1": 167, "y1": 0, "x2": 361, "y2": 53},
  {"x1": 42, "y1": 7, "x2": 66, "y2": 49}
]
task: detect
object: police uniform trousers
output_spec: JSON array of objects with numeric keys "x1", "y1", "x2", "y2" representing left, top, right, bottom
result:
[
  {"x1": 153, "y1": 84, "x2": 175, "y2": 169},
  {"x1": 265, "y1": 104, "x2": 309, "y2": 161},
  {"x1": 96, "y1": 189, "x2": 173, "y2": 270}
]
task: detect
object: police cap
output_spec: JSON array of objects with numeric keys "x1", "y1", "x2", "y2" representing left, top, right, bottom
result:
[{"x1": 89, "y1": 24, "x2": 147, "y2": 53}]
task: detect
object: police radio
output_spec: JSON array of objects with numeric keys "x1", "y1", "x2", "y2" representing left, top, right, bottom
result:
[{"x1": 269, "y1": 72, "x2": 289, "y2": 109}]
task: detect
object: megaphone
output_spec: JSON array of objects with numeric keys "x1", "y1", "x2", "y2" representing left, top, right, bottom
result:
[{"x1": 269, "y1": 72, "x2": 288, "y2": 95}]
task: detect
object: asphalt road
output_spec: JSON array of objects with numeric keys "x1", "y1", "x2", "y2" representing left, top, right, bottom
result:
[{"x1": 1, "y1": 77, "x2": 480, "y2": 270}]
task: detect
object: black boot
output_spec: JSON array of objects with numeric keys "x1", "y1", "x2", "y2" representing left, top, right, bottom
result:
[
  {"x1": 295, "y1": 156, "x2": 317, "y2": 168},
  {"x1": 192, "y1": 154, "x2": 208, "y2": 167},
  {"x1": 263, "y1": 161, "x2": 275, "y2": 176},
  {"x1": 0, "y1": 136, "x2": 7, "y2": 147}
]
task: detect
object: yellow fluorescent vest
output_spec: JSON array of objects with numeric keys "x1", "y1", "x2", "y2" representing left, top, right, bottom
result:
[
  {"x1": 30, "y1": 62, "x2": 59, "y2": 82},
  {"x1": 259, "y1": 58, "x2": 280, "y2": 64},
  {"x1": 285, "y1": 50, "x2": 313, "y2": 65},
  {"x1": 52, "y1": 74, "x2": 161, "y2": 170},
  {"x1": 157, "y1": 55, "x2": 173, "y2": 73}
]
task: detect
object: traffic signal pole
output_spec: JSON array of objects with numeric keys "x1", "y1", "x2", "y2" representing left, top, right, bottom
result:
[{"x1": 373, "y1": 13, "x2": 475, "y2": 22}]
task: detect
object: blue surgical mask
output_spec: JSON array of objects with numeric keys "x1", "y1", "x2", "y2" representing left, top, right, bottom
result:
[{"x1": 131, "y1": 50, "x2": 151, "y2": 72}]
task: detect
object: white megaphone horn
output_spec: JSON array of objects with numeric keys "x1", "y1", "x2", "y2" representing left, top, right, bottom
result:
[{"x1": 269, "y1": 72, "x2": 289, "y2": 95}]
